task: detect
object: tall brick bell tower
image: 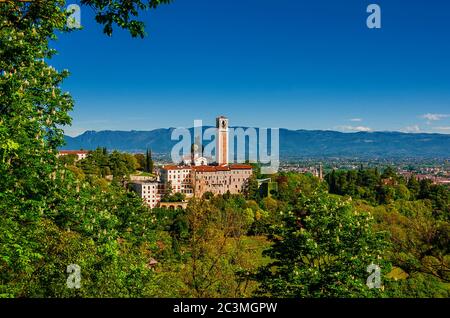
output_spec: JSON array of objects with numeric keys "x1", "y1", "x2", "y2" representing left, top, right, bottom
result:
[{"x1": 216, "y1": 116, "x2": 229, "y2": 166}]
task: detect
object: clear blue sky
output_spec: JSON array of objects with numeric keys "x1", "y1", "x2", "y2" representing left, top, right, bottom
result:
[{"x1": 51, "y1": 0, "x2": 450, "y2": 136}]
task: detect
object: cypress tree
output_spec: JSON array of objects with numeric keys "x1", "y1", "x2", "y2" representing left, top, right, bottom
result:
[{"x1": 145, "y1": 149, "x2": 154, "y2": 173}]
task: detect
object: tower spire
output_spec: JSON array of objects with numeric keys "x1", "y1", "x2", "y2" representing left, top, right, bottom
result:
[{"x1": 216, "y1": 116, "x2": 229, "y2": 165}]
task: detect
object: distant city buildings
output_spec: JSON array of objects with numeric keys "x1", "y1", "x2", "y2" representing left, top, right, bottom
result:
[{"x1": 398, "y1": 170, "x2": 450, "y2": 186}]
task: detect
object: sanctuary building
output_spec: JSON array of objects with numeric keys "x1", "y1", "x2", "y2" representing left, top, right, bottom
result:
[{"x1": 131, "y1": 116, "x2": 253, "y2": 209}]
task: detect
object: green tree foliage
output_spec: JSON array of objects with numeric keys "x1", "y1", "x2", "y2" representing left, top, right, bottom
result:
[
  {"x1": 1, "y1": 1, "x2": 74, "y2": 296},
  {"x1": 201, "y1": 191, "x2": 214, "y2": 200},
  {"x1": 134, "y1": 153, "x2": 145, "y2": 171},
  {"x1": 255, "y1": 191, "x2": 390, "y2": 298},
  {"x1": 167, "y1": 198, "x2": 269, "y2": 297},
  {"x1": 275, "y1": 172, "x2": 324, "y2": 205},
  {"x1": 109, "y1": 150, "x2": 138, "y2": 184},
  {"x1": 327, "y1": 168, "x2": 450, "y2": 297},
  {"x1": 245, "y1": 174, "x2": 260, "y2": 201},
  {"x1": 386, "y1": 273, "x2": 450, "y2": 298},
  {"x1": 369, "y1": 201, "x2": 450, "y2": 289},
  {"x1": 59, "y1": 154, "x2": 77, "y2": 166},
  {"x1": 75, "y1": 148, "x2": 138, "y2": 182},
  {"x1": 80, "y1": 0, "x2": 172, "y2": 37},
  {"x1": 407, "y1": 176, "x2": 420, "y2": 200},
  {"x1": 326, "y1": 169, "x2": 382, "y2": 203},
  {"x1": 0, "y1": 1, "x2": 165, "y2": 297},
  {"x1": 145, "y1": 148, "x2": 154, "y2": 174},
  {"x1": 326, "y1": 168, "x2": 449, "y2": 221},
  {"x1": 417, "y1": 179, "x2": 450, "y2": 221},
  {"x1": 161, "y1": 192, "x2": 186, "y2": 203},
  {"x1": 381, "y1": 166, "x2": 397, "y2": 179}
]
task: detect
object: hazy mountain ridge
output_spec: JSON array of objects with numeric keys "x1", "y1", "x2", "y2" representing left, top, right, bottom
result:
[{"x1": 62, "y1": 128, "x2": 450, "y2": 158}]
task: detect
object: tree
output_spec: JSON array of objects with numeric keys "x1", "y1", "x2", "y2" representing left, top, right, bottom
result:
[
  {"x1": 0, "y1": 1, "x2": 167, "y2": 297},
  {"x1": 245, "y1": 175, "x2": 260, "y2": 201},
  {"x1": 202, "y1": 191, "x2": 214, "y2": 200},
  {"x1": 134, "y1": 153, "x2": 146, "y2": 171},
  {"x1": 123, "y1": 152, "x2": 139, "y2": 173},
  {"x1": 0, "y1": 1, "x2": 74, "y2": 296},
  {"x1": 372, "y1": 202, "x2": 450, "y2": 285},
  {"x1": 80, "y1": 0, "x2": 172, "y2": 37},
  {"x1": 162, "y1": 192, "x2": 186, "y2": 203},
  {"x1": 381, "y1": 166, "x2": 397, "y2": 180},
  {"x1": 59, "y1": 154, "x2": 77, "y2": 166},
  {"x1": 407, "y1": 176, "x2": 420, "y2": 200},
  {"x1": 86, "y1": 147, "x2": 110, "y2": 177},
  {"x1": 145, "y1": 148, "x2": 154, "y2": 174},
  {"x1": 255, "y1": 191, "x2": 390, "y2": 297},
  {"x1": 275, "y1": 172, "x2": 323, "y2": 204},
  {"x1": 108, "y1": 151, "x2": 130, "y2": 184},
  {"x1": 177, "y1": 199, "x2": 261, "y2": 297}
]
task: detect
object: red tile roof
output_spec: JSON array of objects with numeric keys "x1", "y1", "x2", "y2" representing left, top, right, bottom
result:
[
  {"x1": 193, "y1": 166, "x2": 225, "y2": 172},
  {"x1": 59, "y1": 150, "x2": 89, "y2": 155},
  {"x1": 162, "y1": 164, "x2": 252, "y2": 172},
  {"x1": 162, "y1": 165, "x2": 191, "y2": 171},
  {"x1": 229, "y1": 164, "x2": 253, "y2": 170},
  {"x1": 193, "y1": 164, "x2": 252, "y2": 172}
]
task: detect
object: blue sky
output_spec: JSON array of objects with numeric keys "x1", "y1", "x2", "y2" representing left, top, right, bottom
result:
[{"x1": 51, "y1": 0, "x2": 450, "y2": 136}]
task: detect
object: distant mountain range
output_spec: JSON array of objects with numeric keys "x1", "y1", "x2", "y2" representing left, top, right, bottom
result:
[{"x1": 62, "y1": 128, "x2": 450, "y2": 159}]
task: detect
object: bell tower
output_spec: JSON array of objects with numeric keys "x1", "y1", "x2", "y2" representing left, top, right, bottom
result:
[{"x1": 216, "y1": 116, "x2": 229, "y2": 165}]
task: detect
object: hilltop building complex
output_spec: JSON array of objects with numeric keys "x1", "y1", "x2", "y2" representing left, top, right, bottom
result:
[{"x1": 130, "y1": 116, "x2": 253, "y2": 208}]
